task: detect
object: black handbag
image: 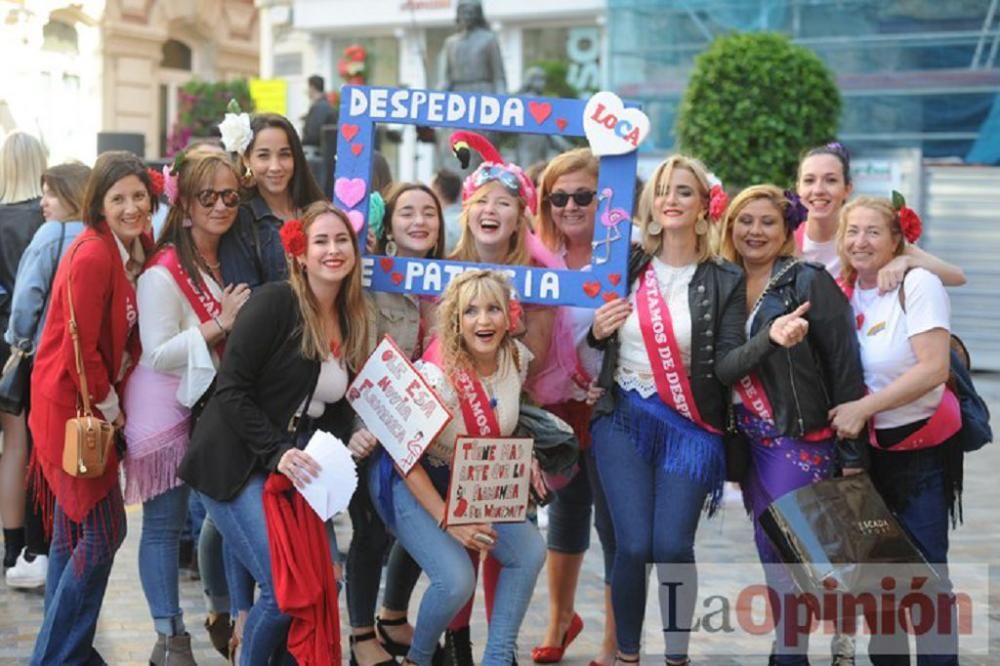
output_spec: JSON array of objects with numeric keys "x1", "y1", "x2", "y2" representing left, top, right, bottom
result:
[
  {"x1": 759, "y1": 473, "x2": 936, "y2": 596},
  {"x1": 0, "y1": 347, "x2": 31, "y2": 415}
]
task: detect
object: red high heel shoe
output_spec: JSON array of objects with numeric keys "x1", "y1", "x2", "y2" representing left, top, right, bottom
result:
[{"x1": 531, "y1": 613, "x2": 584, "y2": 663}]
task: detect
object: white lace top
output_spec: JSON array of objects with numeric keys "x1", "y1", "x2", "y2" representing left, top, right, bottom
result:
[
  {"x1": 415, "y1": 340, "x2": 533, "y2": 466},
  {"x1": 615, "y1": 259, "x2": 696, "y2": 398}
]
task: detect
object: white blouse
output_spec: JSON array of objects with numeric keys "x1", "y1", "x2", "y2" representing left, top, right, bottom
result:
[
  {"x1": 306, "y1": 355, "x2": 349, "y2": 418},
  {"x1": 615, "y1": 259, "x2": 696, "y2": 397},
  {"x1": 415, "y1": 340, "x2": 533, "y2": 467},
  {"x1": 135, "y1": 265, "x2": 221, "y2": 408}
]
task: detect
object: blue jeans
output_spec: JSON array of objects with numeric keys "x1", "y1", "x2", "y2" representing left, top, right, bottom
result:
[
  {"x1": 200, "y1": 475, "x2": 290, "y2": 666},
  {"x1": 198, "y1": 514, "x2": 232, "y2": 614},
  {"x1": 868, "y1": 459, "x2": 958, "y2": 666},
  {"x1": 592, "y1": 413, "x2": 710, "y2": 661},
  {"x1": 370, "y1": 464, "x2": 546, "y2": 666},
  {"x1": 546, "y1": 447, "x2": 616, "y2": 583},
  {"x1": 31, "y1": 489, "x2": 127, "y2": 665},
  {"x1": 139, "y1": 485, "x2": 190, "y2": 635}
]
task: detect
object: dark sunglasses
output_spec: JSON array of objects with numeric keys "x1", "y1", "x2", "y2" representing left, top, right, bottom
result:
[
  {"x1": 196, "y1": 189, "x2": 241, "y2": 209},
  {"x1": 547, "y1": 190, "x2": 597, "y2": 208}
]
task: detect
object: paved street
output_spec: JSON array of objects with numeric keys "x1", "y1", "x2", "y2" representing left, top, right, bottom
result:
[{"x1": 2, "y1": 376, "x2": 998, "y2": 664}]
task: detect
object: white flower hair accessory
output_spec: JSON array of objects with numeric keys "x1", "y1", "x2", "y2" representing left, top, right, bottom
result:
[{"x1": 218, "y1": 99, "x2": 253, "y2": 154}]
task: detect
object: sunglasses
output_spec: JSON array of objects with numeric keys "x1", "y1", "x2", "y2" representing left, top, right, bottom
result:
[
  {"x1": 547, "y1": 191, "x2": 597, "y2": 208},
  {"x1": 196, "y1": 189, "x2": 241, "y2": 209},
  {"x1": 472, "y1": 166, "x2": 522, "y2": 196}
]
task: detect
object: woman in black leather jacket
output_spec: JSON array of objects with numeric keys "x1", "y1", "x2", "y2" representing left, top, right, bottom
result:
[
  {"x1": 715, "y1": 184, "x2": 867, "y2": 664},
  {"x1": 586, "y1": 157, "x2": 808, "y2": 666}
]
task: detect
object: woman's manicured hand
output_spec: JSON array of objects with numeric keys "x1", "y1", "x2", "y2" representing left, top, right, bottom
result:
[
  {"x1": 768, "y1": 302, "x2": 811, "y2": 348},
  {"x1": 278, "y1": 448, "x2": 322, "y2": 488},
  {"x1": 591, "y1": 297, "x2": 632, "y2": 341},
  {"x1": 347, "y1": 429, "x2": 378, "y2": 459}
]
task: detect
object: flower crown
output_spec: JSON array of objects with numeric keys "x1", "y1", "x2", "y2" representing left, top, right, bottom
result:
[
  {"x1": 450, "y1": 131, "x2": 537, "y2": 215},
  {"x1": 891, "y1": 190, "x2": 922, "y2": 243},
  {"x1": 782, "y1": 190, "x2": 808, "y2": 231},
  {"x1": 279, "y1": 219, "x2": 307, "y2": 257},
  {"x1": 218, "y1": 99, "x2": 253, "y2": 154},
  {"x1": 707, "y1": 175, "x2": 728, "y2": 222}
]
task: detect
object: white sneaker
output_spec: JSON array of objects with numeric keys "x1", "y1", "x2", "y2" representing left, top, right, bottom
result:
[{"x1": 5, "y1": 548, "x2": 47, "y2": 589}]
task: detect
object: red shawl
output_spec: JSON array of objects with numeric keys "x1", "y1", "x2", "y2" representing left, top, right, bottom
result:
[{"x1": 262, "y1": 473, "x2": 341, "y2": 665}]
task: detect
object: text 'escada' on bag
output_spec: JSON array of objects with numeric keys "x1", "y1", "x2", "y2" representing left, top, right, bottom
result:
[
  {"x1": 759, "y1": 473, "x2": 937, "y2": 597},
  {"x1": 62, "y1": 240, "x2": 115, "y2": 478}
]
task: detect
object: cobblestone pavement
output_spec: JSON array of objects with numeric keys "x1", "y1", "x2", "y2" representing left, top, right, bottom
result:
[{"x1": 3, "y1": 378, "x2": 998, "y2": 664}]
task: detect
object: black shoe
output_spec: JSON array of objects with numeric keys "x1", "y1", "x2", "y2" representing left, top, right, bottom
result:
[
  {"x1": 444, "y1": 626, "x2": 475, "y2": 666},
  {"x1": 376, "y1": 615, "x2": 411, "y2": 658},
  {"x1": 350, "y1": 631, "x2": 399, "y2": 666}
]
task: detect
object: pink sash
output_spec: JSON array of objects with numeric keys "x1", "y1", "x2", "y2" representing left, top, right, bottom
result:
[
  {"x1": 735, "y1": 372, "x2": 833, "y2": 441},
  {"x1": 149, "y1": 246, "x2": 225, "y2": 356},
  {"x1": 635, "y1": 263, "x2": 719, "y2": 433},
  {"x1": 874, "y1": 388, "x2": 961, "y2": 452}
]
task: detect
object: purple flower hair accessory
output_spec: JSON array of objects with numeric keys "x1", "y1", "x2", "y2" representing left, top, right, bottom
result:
[{"x1": 783, "y1": 190, "x2": 808, "y2": 231}]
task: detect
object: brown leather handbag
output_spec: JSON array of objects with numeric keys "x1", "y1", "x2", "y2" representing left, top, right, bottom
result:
[{"x1": 62, "y1": 241, "x2": 115, "y2": 478}]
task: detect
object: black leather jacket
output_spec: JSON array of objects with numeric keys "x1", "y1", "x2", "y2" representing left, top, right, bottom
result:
[
  {"x1": 715, "y1": 257, "x2": 869, "y2": 469},
  {"x1": 589, "y1": 247, "x2": 747, "y2": 433}
]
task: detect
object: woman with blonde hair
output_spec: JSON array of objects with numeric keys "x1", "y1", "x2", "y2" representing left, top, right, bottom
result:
[
  {"x1": 369, "y1": 269, "x2": 546, "y2": 666},
  {"x1": 179, "y1": 200, "x2": 372, "y2": 664},
  {"x1": 0, "y1": 130, "x2": 46, "y2": 569},
  {"x1": 531, "y1": 147, "x2": 616, "y2": 666},
  {"x1": 715, "y1": 184, "x2": 867, "y2": 664},
  {"x1": 587, "y1": 154, "x2": 744, "y2": 666}
]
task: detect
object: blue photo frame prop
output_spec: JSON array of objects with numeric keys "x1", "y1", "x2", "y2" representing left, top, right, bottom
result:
[{"x1": 334, "y1": 85, "x2": 636, "y2": 307}]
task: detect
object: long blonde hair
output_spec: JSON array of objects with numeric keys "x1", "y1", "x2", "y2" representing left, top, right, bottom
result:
[
  {"x1": 449, "y1": 182, "x2": 532, "y2": 266},
  {"x1": 836, "y1": 196, "x2": 905, "y2": 286},
  {"x1": 636, "y1": 154, "x2": 714, "y2": 262},
  {"x1": 436, "y1": 269, "x2": 521, "y2": 376},
  {"x1": 718, "y1": 184, "x2": 797, "y2": 268},
  {"x1": 0, "y1": 131, "x2": 46, "y2": 204},
  {"x1": 535, "y1": 148, "x2": 599, "y2": 251},
  {"x1": 287, "y1": 201, "x2": 371, "y2": 369}
]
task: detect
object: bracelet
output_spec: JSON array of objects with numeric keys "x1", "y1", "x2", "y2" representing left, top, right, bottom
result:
[{"x1": 212, "y1": 316, "x2": 227, "y2": 338}]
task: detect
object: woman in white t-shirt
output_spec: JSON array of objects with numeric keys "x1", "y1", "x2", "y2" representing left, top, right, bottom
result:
[
  {"x1": 831, "y1": 196, "x2": 962, "y2": 665},
  {"x1": 795, "y1": 143, "x2": 966, "y2": 289}
]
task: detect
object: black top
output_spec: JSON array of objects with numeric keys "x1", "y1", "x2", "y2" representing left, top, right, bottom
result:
[
  {"x1": 303, "y1": 97, "x2": 338, "y2": 148},
  {"x1": 589, "y1": 245, "x2": 747, "y2": 433},
  {"x1": 178, "y1": 281, "x2": 356, "y2": 501},
  {"x1": 715, "y1": 258, "x2": 869, "y2": 468},
  {"x1": 0, "y1": 198, "x2": 44, "y2": 326}
]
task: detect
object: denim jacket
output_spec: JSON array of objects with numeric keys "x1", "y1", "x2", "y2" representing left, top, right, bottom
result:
[
  {"x1": 4, "y1": 220, "x2": 83, "y2": 351},
  {"x1": 219, "y1": 196, "x2": 288, "y2": 289}
]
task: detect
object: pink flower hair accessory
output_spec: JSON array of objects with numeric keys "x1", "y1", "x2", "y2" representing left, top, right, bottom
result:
[
  {"x1": 891, "y1": 190, "x2": 922, "y2": 243},
  {"x1": 707, "y1": 180, "x2": 728, "y2": 223},
  {"x1": 161, "y1": 164, "x2": 180, "y2": 205},
  {"x1": 146, "y1": 168, "x2": 165, "y2": 198},
  {"x1": 508, "y1": 297, "x2": 523, "y2": 333}
]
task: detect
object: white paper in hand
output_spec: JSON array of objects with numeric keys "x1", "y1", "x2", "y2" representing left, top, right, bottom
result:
[{"x1": 301, "y1": 430, "x2": 358, "y2": 521}]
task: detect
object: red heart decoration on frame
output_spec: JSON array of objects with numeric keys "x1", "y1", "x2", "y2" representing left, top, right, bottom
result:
[
  {"x1": 608, "y1": 273, "x2": 622, "y2": 286},
  {"x1": 391, "y1": 272, "x2": 404, "y2": 286},
  {"x1": 528, "y1": 101, "x2": 553, "y2": 125},
  {"x1": 341, "y1": 123, "x2": 360, "y2": 142},
  {"x1": 582, "y1": 281, "x2": 601, "y2": 298},
  {"x1": 380, "y1": 258, "x2": 394, "y2": 273},
  {"x1": 555, "y1": 117, "x2": 568, "y2": 132},
  {"x1": 351, "y1": 144, "x2": 364, "y2": 156},
  {"x1": 602, "y1": 292, "x2": 617, "y2": 303}
]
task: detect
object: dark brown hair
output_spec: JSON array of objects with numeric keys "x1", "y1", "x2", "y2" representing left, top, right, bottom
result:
[
  {"x1": 41, "y1": 162, "x2": 91, "y2": 220},
  {"x1": 82, "y1": 151, "x2": 158, "y2": 228},
  {"x1": 245, "y1": 113, "x2": 325, "y2": 209},
  {"x1": 379, "y1": 182, "x2": 446, "y2": 259}
]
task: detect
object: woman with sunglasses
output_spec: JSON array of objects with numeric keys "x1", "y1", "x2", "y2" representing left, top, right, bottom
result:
[
  {"x1": 531, "y1": 148, "x2": 616, "y2": 666},
  {"x1": 121, "y1": 149, "x2": 250, "y2": 664},
  {"x1": 219, "y1": 112, "x2": 326, "y2": 289}
]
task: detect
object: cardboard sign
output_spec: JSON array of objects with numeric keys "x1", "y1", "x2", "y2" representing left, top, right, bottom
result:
[
  {"x1": 445, "y1": 436, "x2": 534, "y2": 526},
  {"x1": 346, "y1": 336, "x2": 451, "y2": 475},
  {"x1": 583, "y1": 91, "x2": 650, "y2": 156},
  {"x1": 336, "y1": 84, "x2": 639, "y2": 307}
]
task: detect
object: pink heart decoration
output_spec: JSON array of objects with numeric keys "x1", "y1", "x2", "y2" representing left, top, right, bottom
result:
[
  {"x1": 347, "y1": 210, "x2": 364, "y2": 232},
  {"x1": 528, "y1": 101, "x2": 553, "y2": 125},
  {"x1": 341, "y1": 123, "x2": 360, "y2": 142},
  {"x1": 335, "y1": 177, "x2": 367, "y2": 209}
]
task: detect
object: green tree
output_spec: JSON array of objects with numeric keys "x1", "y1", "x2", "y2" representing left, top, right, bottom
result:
[{"x1": 675, "y1": 32, "x2": 840, "y2": 188}]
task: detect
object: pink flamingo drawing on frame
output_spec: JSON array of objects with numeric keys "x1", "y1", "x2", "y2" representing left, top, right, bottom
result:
[{"x1": 592, "y1": 186, "x2": 628, "y2": 264}]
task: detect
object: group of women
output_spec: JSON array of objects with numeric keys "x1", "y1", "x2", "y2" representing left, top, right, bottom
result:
[{"x1": 0, "y1": 104, "x2": 968, "y2": 666}]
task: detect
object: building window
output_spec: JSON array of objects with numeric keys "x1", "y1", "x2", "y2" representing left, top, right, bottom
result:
[
  {"x1": 42, "y1": 20, "x2": 78, "y2": 54},
  {"x1": 161, "y1": 39, "x2": 193, "y2": 71}
]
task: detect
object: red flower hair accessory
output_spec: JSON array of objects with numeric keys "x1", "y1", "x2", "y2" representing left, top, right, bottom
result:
[
  {"x1": 280, "y1": 219, "x2": 307, "y2": 257},
  {"x1": 708, "y1": 183, "x2": 728, "y2": 222},
  {"x1": 147, "y1": 168, "x2": 165, "y2": 198},
  {"x1": 891, "y1": 190, "x2": 922, "y2": 243},
  {"x1": 508, "y1": 297, "x2": 523, "y2": 333}
]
